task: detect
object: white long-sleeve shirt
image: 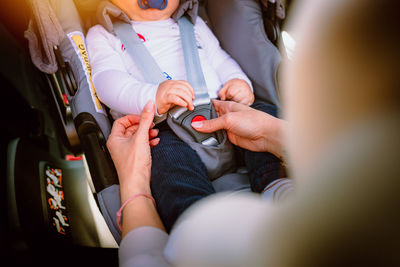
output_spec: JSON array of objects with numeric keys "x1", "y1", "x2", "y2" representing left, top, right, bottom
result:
[{"x1": 86, "y1": 17, "x2": 252, "y2": 118}]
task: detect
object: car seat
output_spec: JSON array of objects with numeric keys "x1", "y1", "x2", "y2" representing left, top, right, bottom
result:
[
  {"x1": 206, "y1": 0, "x2": 283, "y2": 107},
  {"x1": 11, "y1": 0, "x2": 287, "y2": 250}
]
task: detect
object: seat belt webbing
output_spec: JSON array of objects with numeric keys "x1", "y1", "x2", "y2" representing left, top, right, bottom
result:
[
  {"x1": 177, "y1": 16, "x2": 210, "y2": 107},
  {"x1": 113, "y1": 21, "x2": 167, "y2": 84}
]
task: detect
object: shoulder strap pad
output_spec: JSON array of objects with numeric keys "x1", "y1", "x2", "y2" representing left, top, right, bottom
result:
[{"x1": 96, "y1": 1, "x2": 130, "y2": 34}]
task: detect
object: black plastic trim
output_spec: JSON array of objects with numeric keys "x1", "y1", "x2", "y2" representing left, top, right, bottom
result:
[{"x1": 74, "y1": 112, "x2": 118, "y2": 192}]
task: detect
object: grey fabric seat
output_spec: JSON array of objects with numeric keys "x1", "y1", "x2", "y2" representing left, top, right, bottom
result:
[{"x1": 207, "y1": 0, "x2": 282, "y2": 108}]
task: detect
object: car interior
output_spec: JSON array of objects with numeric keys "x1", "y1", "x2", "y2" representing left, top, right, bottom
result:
[{"x1": 1, "y1": 0, "x2": 295, "y2": 265}]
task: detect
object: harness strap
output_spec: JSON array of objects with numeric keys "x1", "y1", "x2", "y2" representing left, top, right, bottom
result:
[
  {"x1": 113, "y1": 21, "x2": 166, "y2": 84},
  {"x1": 177, "y1": 16, "x2": 210, "y2": 107},
  {"x1": 112, "y1": 16, "x2": 211, "y2": 119}
]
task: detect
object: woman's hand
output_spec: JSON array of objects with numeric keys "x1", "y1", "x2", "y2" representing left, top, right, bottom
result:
[
  {"x1": 192, "y1": 100, "x2": 286, "y2": 158},
  {"x1": 218, "y1": 78, "x2": 254, "y2": 106},
  {"x1": 107, "y1": 101, "x2": 165, "y2": 235},
  {"x1": 106, "y1": 101, "x2": 159, "y2": 197}
]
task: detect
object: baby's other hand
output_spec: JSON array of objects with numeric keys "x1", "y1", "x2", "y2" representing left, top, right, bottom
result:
[
  {"x1": 156, "y1": 80, "x2": 195, "y2": 114},
  {"x1": 218, "y1": 78, "x2": 254, "y2": 106}
]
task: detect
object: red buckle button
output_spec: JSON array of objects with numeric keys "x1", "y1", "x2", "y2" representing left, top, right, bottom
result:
[{"x1": 192, "y1": 115, "x2": 206, "y2": 123}]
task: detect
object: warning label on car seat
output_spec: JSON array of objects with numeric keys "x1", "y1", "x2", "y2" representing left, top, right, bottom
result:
[
  {"x1": 44, "y1": 165, "x2": 70, "y2": 236},
  {"x1": 67, "y1": 31, "x2": 105, "y2": 114}
]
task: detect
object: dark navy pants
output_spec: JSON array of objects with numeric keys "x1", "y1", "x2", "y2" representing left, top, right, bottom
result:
[{"x1": 150, "y1": 102, "x2": 284, "y2": 232}]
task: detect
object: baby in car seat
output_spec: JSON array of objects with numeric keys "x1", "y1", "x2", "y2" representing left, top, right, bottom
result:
[{"x1": 87, "y1": 0, "x2": 291, "y2": 232}]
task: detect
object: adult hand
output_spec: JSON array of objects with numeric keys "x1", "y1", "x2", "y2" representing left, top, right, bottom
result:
[
  {"x1": 106, "y1": 101, "x2": 160, "y2": 196},
  {"x1": 192, "y1": 100, "x2": 286, "y2": 158}
]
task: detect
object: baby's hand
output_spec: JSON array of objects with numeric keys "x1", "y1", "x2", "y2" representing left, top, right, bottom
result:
[
  {"x1": 218, "y1": 78, "x2": 254, "y2": 106},
  {"x1": 156, "y1": 80, "x2": 195, "y2": 114}
]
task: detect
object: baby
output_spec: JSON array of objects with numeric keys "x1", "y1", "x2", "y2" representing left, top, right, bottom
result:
[
  {"x1": 87, "y1": 0, "x2": 289, "y2": 232},
  {"x1": 88, "y1": 0, "x2": 254, "y2": 118}
]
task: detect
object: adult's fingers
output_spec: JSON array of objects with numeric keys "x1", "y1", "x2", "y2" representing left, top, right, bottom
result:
[
  {"x1": 124, "y1": 124, "x2": 140, "y2": 137},
  {"x1": 110, "y1": 114, "x2": 141, "y2": 137},
  {"x1": 149, "y1": 128, "x2": 159, "y2": 139},
  {"x1": 191, "y1": 115, "x2": 228, "y2": 133},
  {"x1": 212, "y1": 99, "x2": 250, "y2": 115},
  {"x1": 125, "y1": 123, "x2": 158, "y2": 140},
  {"x1": 118, "y1": 114, "x2": 141, "y2": 128},
  {"x1": 149, "y1": 138, "x2": 160, "y2": 147},
  {"x1": 136, "y1": 100, "x2": 156, "y2": 136}
]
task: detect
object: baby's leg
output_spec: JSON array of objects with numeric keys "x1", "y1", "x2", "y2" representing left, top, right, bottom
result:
[
  {"x1": 242, "y1": 102, "x2": 292, "y2": 201},
  {"x1": 151, "y1": 122, "x2": 215, "y2": 232}
]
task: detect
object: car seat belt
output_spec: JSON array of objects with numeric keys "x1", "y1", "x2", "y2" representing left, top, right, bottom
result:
[
  {"x1": 112, "y1": 21, "x2": 167, "y2": 84},
  {"x1": 113, "y1": 16, "x2": 221, "y2": 146},
  {"x1": 176, "y1": 16, "x2": 211, "y2": 108},
  {"x1": 113, "y1": 20, "x2": 168, "y2": 123}
]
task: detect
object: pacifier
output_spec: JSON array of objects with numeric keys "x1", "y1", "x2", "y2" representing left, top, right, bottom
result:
[{"x1": 138, "y1": 0, "x2": 168, "y2": 10}]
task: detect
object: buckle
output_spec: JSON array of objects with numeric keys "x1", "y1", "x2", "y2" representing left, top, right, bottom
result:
[{"x1": 169, "y1": 102, "x2": 221, "y2": 146}]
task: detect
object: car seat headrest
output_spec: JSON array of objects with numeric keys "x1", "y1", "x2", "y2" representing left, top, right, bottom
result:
[
  {"x1": 96, "y1": 1, "x2": 131, "y2": 33},
  {"x1": 74, "y1": 0, "x2": 102, "y2": 14},
  {"x1": 172, "y1": 0, "x2": 199, "y2": 24}
]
